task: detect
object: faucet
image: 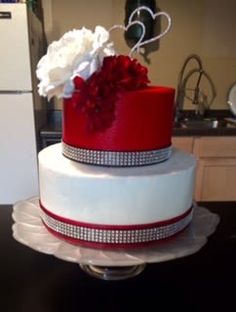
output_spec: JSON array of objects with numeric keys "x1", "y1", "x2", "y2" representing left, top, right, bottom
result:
[{"x1": 175, "y1": 54, "x2": 204, "y2": 121}]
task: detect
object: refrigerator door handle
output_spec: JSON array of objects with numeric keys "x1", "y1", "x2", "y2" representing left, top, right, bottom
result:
[
  {"x1": 0, "y1": 11, "x2": 12, "y2": 19},
  {"x1": 0, "y1": 90, "x2": 32, "y2": 94}
]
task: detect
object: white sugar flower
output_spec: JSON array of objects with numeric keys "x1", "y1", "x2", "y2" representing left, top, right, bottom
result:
[{"x1": 36, "y1": 26, "x2": 115, "y2": 99}]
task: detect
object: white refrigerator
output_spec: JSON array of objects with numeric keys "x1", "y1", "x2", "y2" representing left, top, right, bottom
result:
[{"x1": 0, "y1": 3, "x2": 46, "y2": 204}]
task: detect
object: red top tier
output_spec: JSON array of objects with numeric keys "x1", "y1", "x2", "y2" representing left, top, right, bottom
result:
[{"x1": 62, "y1": 86, "x2": 175, "y2": 152}]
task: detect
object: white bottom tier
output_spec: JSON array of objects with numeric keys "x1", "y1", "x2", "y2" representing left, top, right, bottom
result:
[{"x1": 38, "y1": 144, "x2": 196, "y2": 247}]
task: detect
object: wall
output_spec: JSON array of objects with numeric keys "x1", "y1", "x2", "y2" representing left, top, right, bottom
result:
[{"x1": 41, "y1": 0, "x2": 236, "y2": 111}]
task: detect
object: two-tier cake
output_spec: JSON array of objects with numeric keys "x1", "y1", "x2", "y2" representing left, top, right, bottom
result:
[{"x1": 36, "y1": 18, "x2": 196, "y2": 249}]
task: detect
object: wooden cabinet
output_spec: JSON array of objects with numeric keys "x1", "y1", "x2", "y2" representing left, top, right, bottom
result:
[
  {"x1": 195, "y1": 157, "x2": 236, "y2": 201},
  {"x1": 193, "y1": 137, "x2": 236, "y2": 201},
  {"x1": 172, "y1": 137, "x2": 194, "y2": 153},
  {"x1": 173, "y1": 136, "x2": 236, "y2": 201}
]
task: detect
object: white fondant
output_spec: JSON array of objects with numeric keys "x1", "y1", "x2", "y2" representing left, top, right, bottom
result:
[{"x1": 38, "y1": 143, "x2": 196, "y2": 225}]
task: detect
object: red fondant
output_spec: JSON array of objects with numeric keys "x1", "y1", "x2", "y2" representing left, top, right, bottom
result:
[{"x1": 62, "y1": 86, "x2": 175, "y2": 151}]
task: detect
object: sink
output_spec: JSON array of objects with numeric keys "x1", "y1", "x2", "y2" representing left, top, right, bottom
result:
[{"x1": 178, "y1": 118, "x2": 227, "y2": 129}]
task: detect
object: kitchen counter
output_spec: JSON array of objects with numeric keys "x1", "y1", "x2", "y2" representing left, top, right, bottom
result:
[
  {"x1": 1, "y1": 202, "x2": 236, "y2": 311},
  {"x1": 173, "y1": 122, "x2": 236, "y2": 136},
  {"x1": 40, "y1": 110, "x2": 236, "y2": 148}
]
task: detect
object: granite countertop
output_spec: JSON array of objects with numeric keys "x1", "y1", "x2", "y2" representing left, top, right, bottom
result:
[
  {"x1": 173, "y1": 109, "x2": 236, "y2": 136},
  {"x1": 40, "y1": 109, "x2": 236, "y2": 142},
  {"x1": 173, "y1": 121, "x2": 236, "y2": 136}
]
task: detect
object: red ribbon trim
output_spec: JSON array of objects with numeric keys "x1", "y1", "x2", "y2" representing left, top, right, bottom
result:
[
  {"x1": 39, "y1": 200, "x2": 193, "y2": 230},
  {"x1": 42, "y1": 220, "x2": 190, "y2": 249}
]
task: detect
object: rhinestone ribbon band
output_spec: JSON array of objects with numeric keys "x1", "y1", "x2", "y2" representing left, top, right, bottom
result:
[
  {"x1": 40, "y1": 202, "x2": 193, "y2": 249},
  {"x1": 62, "y1": 142, "x2": 172, "y2": 166}
]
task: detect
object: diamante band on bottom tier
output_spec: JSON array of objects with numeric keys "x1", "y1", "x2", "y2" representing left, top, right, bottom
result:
[
  {"x1": 40, "y1": 202, "x2": 193, "y2": 248},
  {"x1": 62, "y1": 142, "x2": 172, "y2": 166}
]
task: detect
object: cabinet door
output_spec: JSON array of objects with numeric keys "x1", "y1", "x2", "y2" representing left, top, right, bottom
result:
[
  {"x1": 172, "y1": 137, "x2": 193, "y2": 153},
  {"x1": 194, "y1": 136, "x2": 236, "y2": 201},
  {"x1": 195, "y1": 158, "x2": 236, "y2": 201},
  {"x1": 193, "y1": 136, "x2": 236, "y2": 157}
]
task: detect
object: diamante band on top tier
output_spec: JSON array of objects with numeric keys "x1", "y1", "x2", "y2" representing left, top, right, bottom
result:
[
  {"x1": 40, "y1": 202, "x2": 193, "y2": 248},
  {"x1": 62, "y1": 142, "x2": 172, "y2": 166}
]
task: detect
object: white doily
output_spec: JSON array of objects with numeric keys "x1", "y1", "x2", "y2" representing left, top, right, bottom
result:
[{"x1": 12, "y1": 198, "x2": 220, "y2": 267}]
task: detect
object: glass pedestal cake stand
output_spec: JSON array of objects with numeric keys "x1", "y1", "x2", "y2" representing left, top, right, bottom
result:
[{"x1": 12, "y1": 197, "x2": 220, "y2": 281}]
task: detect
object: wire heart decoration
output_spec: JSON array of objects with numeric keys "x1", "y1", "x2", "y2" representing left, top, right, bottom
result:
[
  {"x1": 109, "y1": 20, "x2": 146, "y2": 56},
  {"x1": 109, "y1": 5, "x2": 172, "y2": 56}
]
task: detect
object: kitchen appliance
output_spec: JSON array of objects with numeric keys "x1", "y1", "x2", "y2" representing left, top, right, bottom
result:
[{"x1": 0, "y1": 3, "x2": 46, "y2": 204}]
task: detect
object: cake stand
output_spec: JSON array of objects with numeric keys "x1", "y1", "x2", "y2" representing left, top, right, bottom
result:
[{"x1": 12, "y1": 197, "x2": 220, "y2": 280}]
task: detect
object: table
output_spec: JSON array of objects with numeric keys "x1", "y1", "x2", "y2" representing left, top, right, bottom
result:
[{"x1": 1, "y1": 202, "x2": 236, "y2": 311}]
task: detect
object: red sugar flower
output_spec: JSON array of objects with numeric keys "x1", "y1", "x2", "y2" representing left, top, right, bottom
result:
[{"x1": 72, "y1": 55, "x2": 149, "y2": 132}]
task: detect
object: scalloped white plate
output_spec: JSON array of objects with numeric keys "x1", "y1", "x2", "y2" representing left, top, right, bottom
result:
[
  {"x1": 228, "y1": 82, "x2": 236, "y2": 116},
  {"x1": 12, "y1": 197, "x2": 220, "y2": 267}
]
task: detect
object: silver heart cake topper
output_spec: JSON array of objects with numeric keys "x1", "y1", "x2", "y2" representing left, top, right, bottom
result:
[
  {"x1": 109, "y1": 5, "x2": 172, "y2": 56},
  {"x1": 109, "y1": 19, "x2": 146, "y2": 56}
]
